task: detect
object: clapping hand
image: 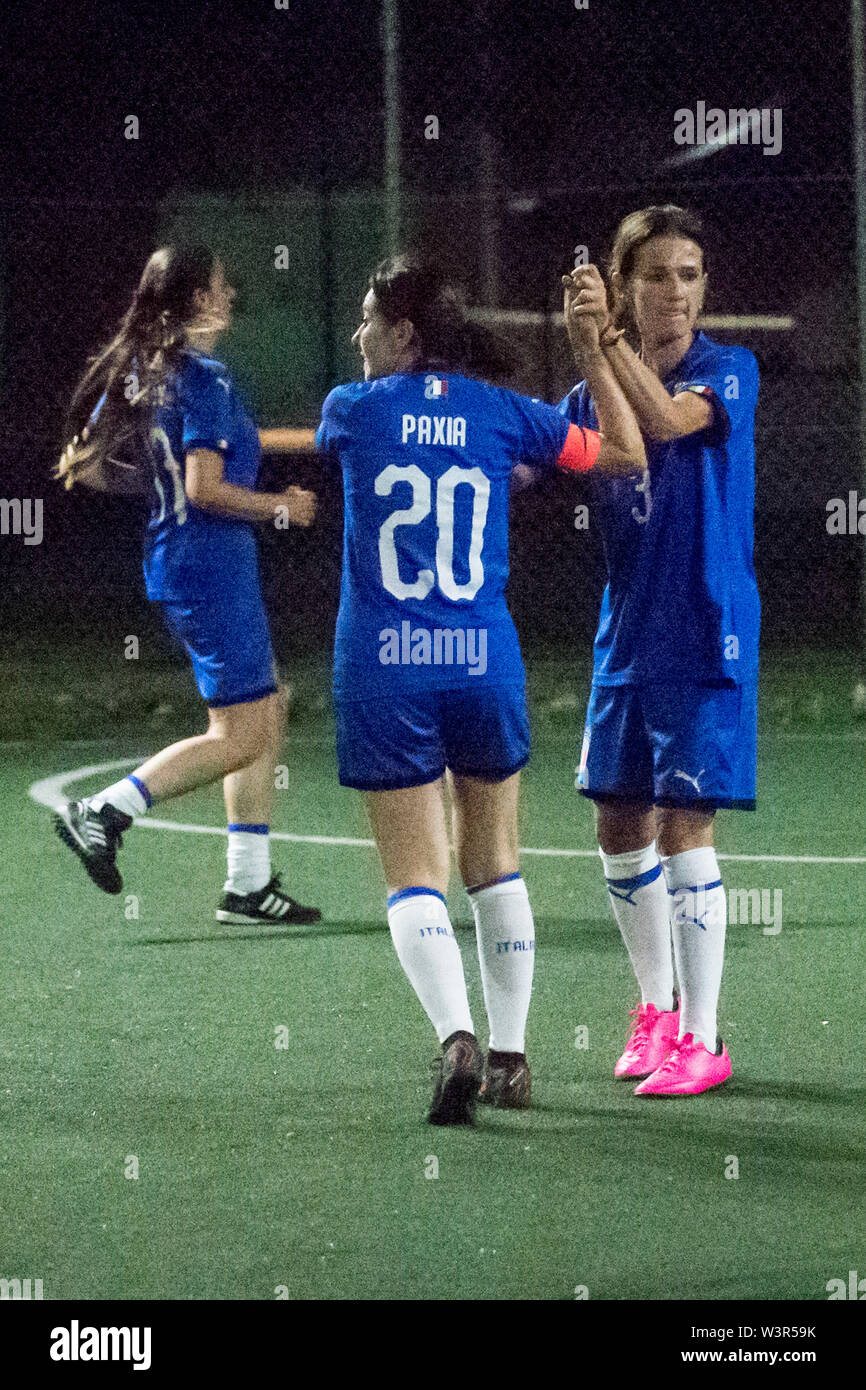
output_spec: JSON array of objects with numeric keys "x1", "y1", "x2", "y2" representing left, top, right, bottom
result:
[{"x1": 562, "y1": 265, "x2": 610, "y2": 358}]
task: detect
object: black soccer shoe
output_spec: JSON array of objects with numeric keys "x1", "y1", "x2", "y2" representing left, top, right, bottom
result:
[
  {"x1": 53, "y1": 800, "x2": 132, "y2": 895},
  {"x1": 216, "y1": 872, "x2": 322, "y2": 925},
  {"x1": 479, "y1": 1050, "x2": 532, "y2": 1110},
  {"x1": 427, "y1": 1031, "x2": 484, "y2": 1126}
]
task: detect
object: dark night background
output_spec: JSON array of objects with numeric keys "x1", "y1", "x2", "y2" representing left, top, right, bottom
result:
[{"x1": 0, "y1": 0, "x2": 862, "y2": 693}]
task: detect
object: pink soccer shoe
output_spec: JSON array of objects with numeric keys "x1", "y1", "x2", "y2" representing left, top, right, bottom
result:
[
  {"x1": 614, "y1": 1001, "x2": 680, "y2": 1080},
  {"x1": 634, "y1": 1032, "x2": 732, "y2": 1096}
]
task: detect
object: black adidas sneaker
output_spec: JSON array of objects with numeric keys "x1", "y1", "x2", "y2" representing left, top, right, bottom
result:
[
  {"x1": 479, "y1": 1050, "x2": 532, "y2": 1109},
  {"x1": 53, "y1": 800, "x2": 132, "y2": 895},
  {"x1": 216, "y1": 872, "x2": 321, "y2": 925},
  {"x1": 428, "y1": 1031, "x2": 484, "y2": 1126}
]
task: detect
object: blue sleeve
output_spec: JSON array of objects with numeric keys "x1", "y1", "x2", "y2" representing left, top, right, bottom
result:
[
  {"x1": 671, "y1": 347, "x2": 759, "y2": 444},
  {"x1": 181, "y1": 361, "x2": 233, "y2": 453},
  {"x1": 316, "y1": 384, "x2": 361, "y2": 458},
  {"x1": 557, "y1": 381, "x2": 597, "y2": 430},
  {"x1": 502, "y1": 388, "x2": 573, "y2": 469}
]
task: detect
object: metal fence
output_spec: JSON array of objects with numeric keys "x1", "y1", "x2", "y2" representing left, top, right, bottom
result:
[
  {"x1": 3, "y1": 0, "x2": 863, "y2": 666},
  {"x1": 153, "y1": 174, "x2": 862, "y2": 656}
]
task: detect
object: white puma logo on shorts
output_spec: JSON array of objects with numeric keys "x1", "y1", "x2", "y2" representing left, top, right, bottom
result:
[{"x1": 672, "y1": 768, "x2": 706, "y2": 794}]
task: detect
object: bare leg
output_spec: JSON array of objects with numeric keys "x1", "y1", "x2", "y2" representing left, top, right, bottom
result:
[
  {"x1": 595, "y1": 798, "x2": 655, "y2": 854},
  {"x1": 364, "y1": 780, "x2": 451, "y2": 897},
  {"x1": 450, "y1": 770, "x2": 520, "y2": 888},
  {"x1": 365, "y1": 780, "x2": 472, "y2": 1046},
  {"x1": 221, "y1": 690, "x2": 283, "y2": 894},
  {"x1": 59, "y1": 695, "x2": 274, "y2": 900},
  {"x1": 131, "y1": 696, "x2": 272, "y2": 804},
  {"x1": 223, "y1": 688, "x2": 285, "y2": 826},
  {"x1": 654, "y1": 805, "x2": 714, "y2": 855}
]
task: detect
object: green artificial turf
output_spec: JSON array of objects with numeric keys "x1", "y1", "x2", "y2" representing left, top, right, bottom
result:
[{"x1": 1, "y1": 648, "x2": 865, "y2": 1299}]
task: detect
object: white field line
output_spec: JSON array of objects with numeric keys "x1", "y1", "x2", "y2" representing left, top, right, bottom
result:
[{"x1": 27, "y1": 760, "x2": 866, "y2": 866}]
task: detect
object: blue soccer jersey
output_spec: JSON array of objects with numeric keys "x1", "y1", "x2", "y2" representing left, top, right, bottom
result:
[
  {"x1": 317, "y1": 371, "x2": 596, "y2": 697},
  {"x1": 142, "y1": 349, "x2": 262, "y2": 601},
  {"x1": 559, "y1": 332, "x2": 760, "y2": 685}
]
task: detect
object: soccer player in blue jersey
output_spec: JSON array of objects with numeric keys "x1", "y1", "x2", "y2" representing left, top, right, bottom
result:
[
  {"x1": 54, "y1": 244, "x2": 320, "y2": 924},
  {"x1": 560, "y1": 206, "x2": 760, "y2": 1095},
  {"x1": 317, "y1": 255, "x2": 645, "y2": 1124}
]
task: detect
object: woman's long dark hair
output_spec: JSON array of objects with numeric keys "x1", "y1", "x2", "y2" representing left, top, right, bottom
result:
[
  {"x1": 57, "y1": 244, "x2": 219, "y2": 489},
  {"x1": 369, "y1": 253, "x2": 514, "y2": 380}
]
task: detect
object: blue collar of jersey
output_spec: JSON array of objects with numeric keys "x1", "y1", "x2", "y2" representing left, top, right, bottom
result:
[{"x1": 660, "y1": 330, "x2": 710, "y2": 386}]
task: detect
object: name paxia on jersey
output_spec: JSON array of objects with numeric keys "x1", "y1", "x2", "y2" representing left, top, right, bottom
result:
[
  {"x1": 401, "y1": 413, "x2": 467, "y2": 446},
  {"x1": 559, "y1": 332, "x2": 760, "y2": 686},
  {"x1": 318, "y1": 370, "x2": 597, "y2": 697}
]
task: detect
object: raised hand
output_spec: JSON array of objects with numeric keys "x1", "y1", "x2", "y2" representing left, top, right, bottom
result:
[
  {"x1": 564, "y1": 266, "x2": 610, "y2": 330},
  {"x1": 562, "y1": 272, "x2": 601, "y2": 358}
]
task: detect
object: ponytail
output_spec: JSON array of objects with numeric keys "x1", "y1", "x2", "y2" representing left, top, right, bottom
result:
[
  {"x1": 57, "y1": 244, "x2": 217, "y2": 490},
  {"x1": 369, "y1": 253, "x2": 515, "y2": 381}
]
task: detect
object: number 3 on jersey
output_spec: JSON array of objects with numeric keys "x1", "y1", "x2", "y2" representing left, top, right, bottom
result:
[
  {"x1": 631, "y1": 467, "x2": 652, "y2": 525},
  {"x1": 375, "y1": 464, "x2": 490, "y2": 601}
]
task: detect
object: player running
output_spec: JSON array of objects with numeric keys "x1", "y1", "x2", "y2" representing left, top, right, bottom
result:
[
  {"x1": 316, "y1": 254, "x2": 645, "y2": 1125},
  {"x1": 54, "y1": 243, "x2": 321, "y2": 925},
  {"x1": 560, "y1": 206, "x2": 760, "y2": 1095}
]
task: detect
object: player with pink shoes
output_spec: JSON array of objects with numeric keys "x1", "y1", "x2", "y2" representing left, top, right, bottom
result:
[{"x1": 560, "y1": 205, "x2": 759, "y2": 1096}]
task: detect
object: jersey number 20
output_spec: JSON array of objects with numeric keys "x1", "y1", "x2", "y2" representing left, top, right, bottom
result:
[{"x1": 376, "y1": 464, "x2": 490, "y2": 601}]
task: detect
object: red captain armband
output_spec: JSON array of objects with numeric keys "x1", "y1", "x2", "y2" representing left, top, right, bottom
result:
[{"x1": 556, "y1": 423, "x2": 601, "y2": 473}]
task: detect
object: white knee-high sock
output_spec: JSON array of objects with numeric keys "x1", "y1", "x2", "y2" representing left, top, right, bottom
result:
[
  {"x1": 468, "y1": 873, "x2": 535, "y2": 1054},
  {"x1": 599, "y1": 843, "x2": 675, "y2": 1010},
  {"x1": 664, "y1": 847, "x2": 726, "y2": 1051},
  {"x1": 387, "y1": 889, "x2": 474, "y2": 1043},
  {"x1": 225, "y1": 824, "x2": 271, "y2": 894}
]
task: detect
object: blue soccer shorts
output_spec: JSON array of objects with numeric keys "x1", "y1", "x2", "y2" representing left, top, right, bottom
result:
[
  {"x1": 335, "y1": 682, "x2": 530, "y2": 791},
  {"x1": 157, "y1": 589, "x2": 279, "y2": 709},
  {"x1": 576, "y1": 680, "x2": 758, "y2": 810}
]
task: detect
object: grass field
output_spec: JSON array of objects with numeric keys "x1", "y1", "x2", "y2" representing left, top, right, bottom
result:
[{"x1": 3, "y1": 644, "x2": 865, "y2": 1301}]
